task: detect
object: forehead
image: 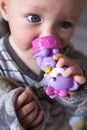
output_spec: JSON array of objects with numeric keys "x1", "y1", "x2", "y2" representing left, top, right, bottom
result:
[
  {"x1": 7, "y1": 0, "x2": 86, "y2": 6},
  {"x1": 6, "y1": 0, "x2": 85, "y2": 17}
]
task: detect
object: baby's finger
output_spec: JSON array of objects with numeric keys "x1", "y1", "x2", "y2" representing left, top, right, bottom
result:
[
  {"x1": 62, "y1": 65, "x2": 83, "y2": 77},
  {"x1": 17, "y1": 100, "x2": 37, "y2": 120},
  {"x1": 53, "y1": 53, "x2": 64, "y2": 61},
  {"x1": 54, "y1": 54, "x2": 75, "y2": 68},
  {"x1": 53, "y1": 54, "x2": 68, "y2": 67},
  {"x1": 30, "y1": 111, "x2": 44, "y2": 128},
  {"x1": 21, "y1": 104, "x2": 39, "y2": 128},
  {"x1": 73, "y1": 75, "x2": 86, "y2": 85},
  {"x1": 15, "y1": 90, "x2": 32, "y2": 109}
]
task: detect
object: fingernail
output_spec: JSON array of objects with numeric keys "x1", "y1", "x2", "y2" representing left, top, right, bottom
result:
[
  {"x1": 62, "y1": 72, "x2": 67, "y2": 77},
  {"x1": 56, "y1": 64, "x2": 61, "y2": 68}
]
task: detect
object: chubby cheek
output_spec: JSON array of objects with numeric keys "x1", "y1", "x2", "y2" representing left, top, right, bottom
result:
[
  {"x1": 60, "y1": 31, "x2": 74, "y2": 48},
  {"x1": 9, "y1": 20, "x2": 35, "y2": 50},
  {"x1": 61, "y1": 37, "x2": 71, "y2": 48},
  {"x1": 12, "y1": 29, "x2": 34, "y2": 50}
]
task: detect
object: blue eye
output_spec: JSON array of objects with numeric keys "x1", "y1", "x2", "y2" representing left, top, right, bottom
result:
[
  {"x1": 59, "y1": 21, "x2": 72, "y2": 29},
  {"x1": 27, "y1": 15, "x2": 41, "y2": 22}
]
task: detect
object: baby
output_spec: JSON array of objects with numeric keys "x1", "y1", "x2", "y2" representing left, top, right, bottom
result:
[{"x1": 0, "y1": 0, "x2": 87, "y2": 130}]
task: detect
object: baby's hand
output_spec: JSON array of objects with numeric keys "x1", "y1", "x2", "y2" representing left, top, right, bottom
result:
[
  {"x1": 15, "y1": 90, "x2": 43, "y2": 129},
  {"x1": 53, "y1": 53, "x2": 86, "y2": 85}
]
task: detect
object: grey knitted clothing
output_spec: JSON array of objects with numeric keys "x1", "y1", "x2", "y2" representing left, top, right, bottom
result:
[{"x1": 0, "y1": 34, "x2": 87, "y2": 130}]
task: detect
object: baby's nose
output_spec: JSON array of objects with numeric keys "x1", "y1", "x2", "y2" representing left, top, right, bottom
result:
[{"x1": 40, "y1": 24, "x2": 58, "y2": 37}]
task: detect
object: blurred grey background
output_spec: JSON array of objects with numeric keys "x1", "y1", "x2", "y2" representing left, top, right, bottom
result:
[{"x1": 71, "y1": 4, "x2": 87, "y2": 55}]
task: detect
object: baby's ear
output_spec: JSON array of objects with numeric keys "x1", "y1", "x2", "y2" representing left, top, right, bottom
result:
[{"x1": 0, "y1": 0, "x2": 8, "y2": 21}]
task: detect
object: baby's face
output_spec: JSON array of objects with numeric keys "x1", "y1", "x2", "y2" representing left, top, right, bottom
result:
[{"x1": 2, "y1": 0, "x2": 85, "y2": 51}]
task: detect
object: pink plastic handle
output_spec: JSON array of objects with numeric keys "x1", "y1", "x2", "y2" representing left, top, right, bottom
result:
[{"x1": 32, "y1": 35, "x2": 62, "y2": 53}]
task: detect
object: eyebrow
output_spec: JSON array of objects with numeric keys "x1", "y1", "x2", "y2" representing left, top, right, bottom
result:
[
  {"x1": 66, "y1": 16, "x2": 78, "y2": 22},
  {"x1": 62, "y1": 10, "x2": 79, "y2": 22},
  {"x1": 30, "y1": 5, "x2": 46, "y2": 12}
]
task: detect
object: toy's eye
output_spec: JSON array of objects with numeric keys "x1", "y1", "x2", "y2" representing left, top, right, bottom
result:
[
  {"x1": 27, "y1": 14, "x2": 41, "y2": 23},
  {"x1": 53, "y1": 77, "x2": 56, "y2": 81}
]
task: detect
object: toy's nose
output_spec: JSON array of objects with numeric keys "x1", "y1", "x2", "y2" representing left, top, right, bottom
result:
[
  {"x1": 32, "y1": 35, "x2": 62, "y2": 53},
  {"x1": 57, "y1": 73, "x2": 62, "y2": 76}
]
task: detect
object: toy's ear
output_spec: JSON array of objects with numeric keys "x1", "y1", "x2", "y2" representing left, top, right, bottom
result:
[
  {"x1": 69, "y1": 80, "x2": 79, "y2": 91},
  {"x1": 0, "y1": 0, "x2": 8, "y2": 21}
]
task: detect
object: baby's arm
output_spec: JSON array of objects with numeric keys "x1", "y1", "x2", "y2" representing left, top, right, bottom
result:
[
  {"x1": 53, "y1": 44, "x2": 87, "y2": 115},
  {"x1": 15, "y1": 90, "x2": 43, "y2": 129},
  {"x1": 0, "y1": 76, "x2": 25, "y2": 130},
  {"x1": 0, "y1": 77, "x2": 43, "y2": 130}
]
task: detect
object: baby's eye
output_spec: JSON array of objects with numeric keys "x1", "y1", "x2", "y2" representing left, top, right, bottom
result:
[
  {"x1": 27, "y1": 14, "x2": 41, "y2": 23},
  {"x1": 59, "y1": 21, "x2": 72, "y2": 29}
]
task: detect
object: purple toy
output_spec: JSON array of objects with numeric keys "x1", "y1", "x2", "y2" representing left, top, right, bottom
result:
[
  {"x1": 32, "y1": 35, "x2": 62, "y2": 72},
  {"x1": 45, "y1": 67, "x2": 79, "y2": 98},
  {"x1": 32, "y1": 35, "x2": 79, "y2": 98}
]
